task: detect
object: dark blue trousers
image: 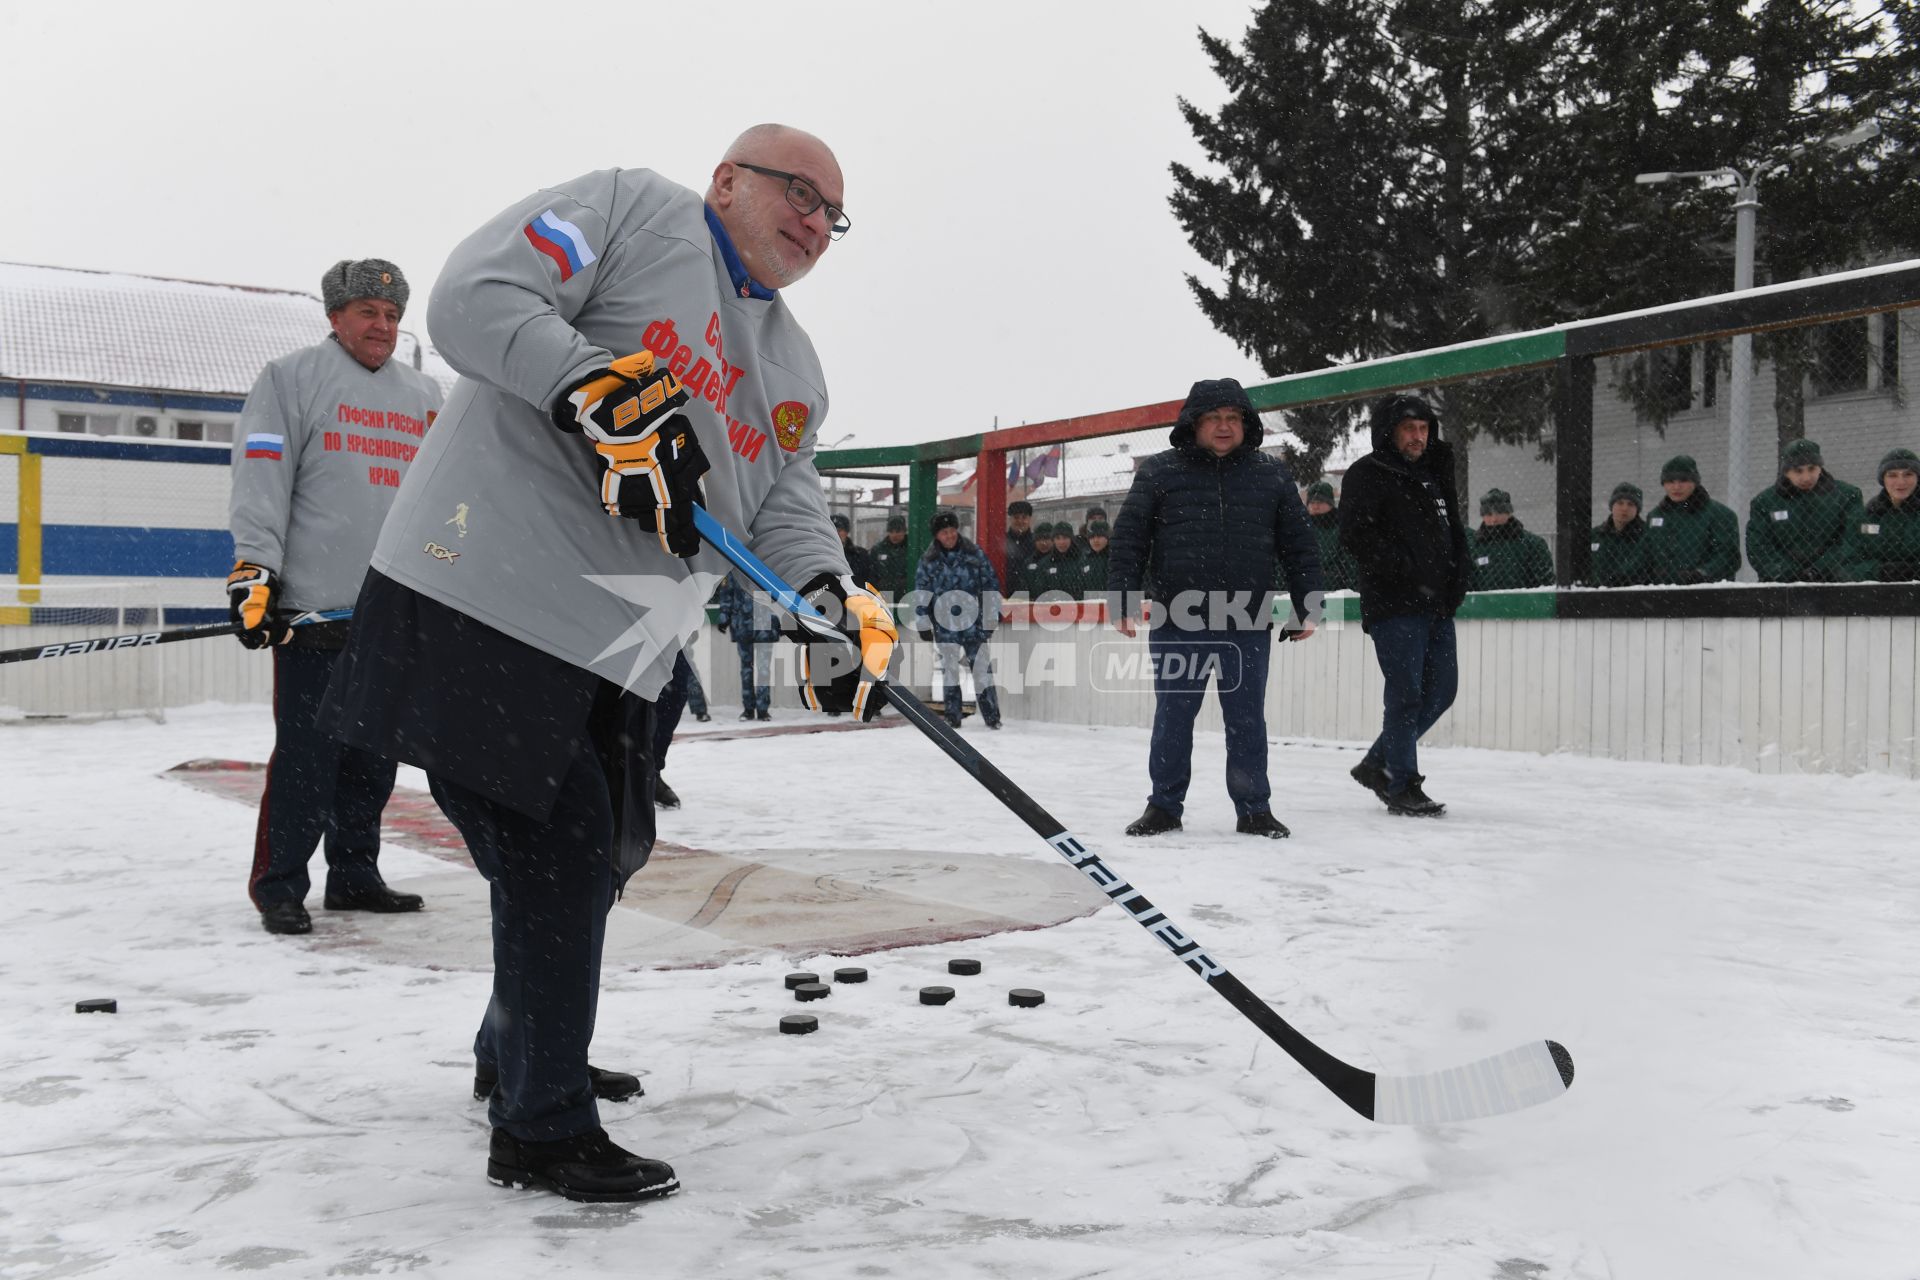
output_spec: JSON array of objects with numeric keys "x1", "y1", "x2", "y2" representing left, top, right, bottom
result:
[
  {"x1": 429, "y1": 685, "x2": 651, "y2": 1143},
  {"x1": 249, "y1": 645, "x2": 396, "y2": 909},
  {"x1": 1146, "y1": 628, "x2": 1272, "y2": 818},
  {"x1": 1361, "y1": 613, "x2": 1459, "y2": 792}
]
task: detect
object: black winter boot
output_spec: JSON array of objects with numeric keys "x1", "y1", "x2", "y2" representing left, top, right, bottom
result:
[
  {"x1": 260, "y1": 902, "x2": 312, "y2": 935},
  {"x1": 487, "y1": 1127, "x2": 678, "y2": 1203},
  {"x1": 654, "y1": 777, "x2": 681, "y2": 810},
  {"x1": 1349, "y1": 759, "x2": 1390, "y2": 798},
  {"x1": 1385, "y1": 776, "x2": 1445, "y2": 817},
  {"x1": 1125, "y1": 805, "x2": 1182, "y2": 836},
  {"x1": 1235, "y1": 811, "x2": 1291, "y2": 839},
  {"x1": 323, "y1": 883, "x2": 424, "y2": 913}
]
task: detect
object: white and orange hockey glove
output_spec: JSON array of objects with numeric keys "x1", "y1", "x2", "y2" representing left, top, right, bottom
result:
[
  {"x1": 553, "y1": 351, "x2": 708, "y2": 557},
  {"x1": 791, "y1": 572, "x2": 897, "y2": 720}
]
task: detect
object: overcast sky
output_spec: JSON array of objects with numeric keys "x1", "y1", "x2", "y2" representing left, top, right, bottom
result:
[{"x1": 0, "y1": 0, "x2": 1270, "y2": 452}]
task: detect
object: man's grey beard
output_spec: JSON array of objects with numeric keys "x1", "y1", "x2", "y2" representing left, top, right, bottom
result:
[{"x1": 736, "y1": 185, "x2": 811, "y2": 289}]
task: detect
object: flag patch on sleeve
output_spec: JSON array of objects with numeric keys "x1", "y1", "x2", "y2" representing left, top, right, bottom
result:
[
  {"x1": 244, "y1": 433, "x2": 284, "y2": 460},
  {"x1": 523, "y1": 209, "x2": 598, "y2": 282}
]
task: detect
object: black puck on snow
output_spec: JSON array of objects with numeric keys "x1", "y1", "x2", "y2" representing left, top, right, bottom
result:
[
  {"x1": 794, "y1": 982, "x2": 831, "y2": 1003},
  {"x1": 75, "y1": 998, "x2": 117, "y2": 1014},
  {"x1": 919, "y1": 986, "x2": 956, "y2": 1006},
  {"x1": 780, "y1": 1014, "x2": 819, "y2": 1035},
  {"x1": 784, "y1": 972, "x2": 820, "y2": 990},
  {"x1": 947, "y1": 958, "x2": 982, "y2": 976},
  {"x1": 833, "y1": 967, "x2": 868, "y2": 984},
  {"x1": 1008, "y1": 989, "x2": 1046, "y2": 1009}
]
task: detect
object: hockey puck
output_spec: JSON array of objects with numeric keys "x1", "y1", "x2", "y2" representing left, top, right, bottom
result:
[
  {"x1": 947, "y1": 958, "x2": 982, "y2": 976},
  {"x1": 784, "y1": 972, "x2": 820, "y2": 990},
  {"x1": 75, "y1": 998, "x2": 117, "y2": 1014},
  {"x1": 919, "y1": 986, "x2": 955, "y2": 1006},
  {"x1": 833, "y1": 967, "x2": 868, "y2": 984},
  {"x1": 794, "y1": 982, "x2": 831, "y2": 1003},
  {"x1": 1008, "y1": 988, "x2": 1045, "y2": 1009},
  {"x1": 779, "y1": 1014, "x2": 819, "y2": 1035}
]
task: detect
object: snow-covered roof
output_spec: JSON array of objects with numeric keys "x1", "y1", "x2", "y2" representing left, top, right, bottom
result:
[{"x1": 0, "y1": 261, "x2": 455, "y2": 398}]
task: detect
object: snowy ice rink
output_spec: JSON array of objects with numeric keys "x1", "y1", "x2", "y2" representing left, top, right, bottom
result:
[{"x1": 3, "y1": 704, "x2": 1917, "y2": 1279}]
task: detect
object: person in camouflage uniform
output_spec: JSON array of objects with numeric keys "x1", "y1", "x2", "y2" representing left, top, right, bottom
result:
[
  {"x1": 713, "y1": 573, "x2": 781, "y2": 720},
  {"x1": 866, "y1": 512, "x2": 913, "y2": 599},
  {"x1": 912, "y1": 510, "x2": 1002, "y2": 728},
  {"x1": 1584, "y1": 481, "x2": 1650, "y2": 587},
  {"x1": 1859, "y1": 447, "x2": 1920, "y2": 583},
  {"x1": 1302, "y1": 480, "x2": 1358, "y2": 592},
  {"x1": 1746, "y1": 438, "x2": 1867, "y2": 583},
  {"x1": 1643, "y1": 455, "x2": 1741, "y2": 584},
  {"x1": 1465, "y1": 489, "x2": 1554, "y2": 590}
]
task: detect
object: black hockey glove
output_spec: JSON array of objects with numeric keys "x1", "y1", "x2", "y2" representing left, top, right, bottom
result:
[
  {"x1": 226, "y1": 560, "x2": 290, "y2": 649},
  {"x1": 787, "y1": 573, "x2": 897, "y2": 721},
  {"x1": 554, "y1": 351, "x2": 708, "y2": 558}
]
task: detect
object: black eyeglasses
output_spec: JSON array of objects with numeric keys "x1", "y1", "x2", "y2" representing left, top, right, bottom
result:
[{"x1": 734, "y1": 162, "x2": 852, "y2": 239}]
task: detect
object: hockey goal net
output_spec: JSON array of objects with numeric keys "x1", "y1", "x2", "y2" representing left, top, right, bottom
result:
[{"x1": 0, "y1": 582, "x2": 167, "y2": 723}]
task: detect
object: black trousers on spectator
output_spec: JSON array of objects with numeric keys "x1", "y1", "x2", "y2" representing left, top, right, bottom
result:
[
  {"x1": 430, "y1": 684, "x2": 652, "y2": 1143},
  {"x1": 248, "y1": 645, "x2": 397, "y2": 910}
]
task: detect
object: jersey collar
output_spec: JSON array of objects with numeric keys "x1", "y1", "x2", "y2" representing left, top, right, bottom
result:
[{"x1": 705, "y1": 205, "x2": 777, "y2": 301}]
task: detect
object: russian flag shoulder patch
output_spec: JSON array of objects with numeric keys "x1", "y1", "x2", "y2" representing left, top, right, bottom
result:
[
  {"x1": 245, "y1": 432, "x2": 284, "y2": 461},
  {"x1": 523, "y1": 208, "x2": 598, "y2": 282}
]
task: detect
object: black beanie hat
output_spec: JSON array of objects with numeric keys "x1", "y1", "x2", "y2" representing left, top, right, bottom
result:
[
  {"x1": 1479, "y1": 488, "x2": 1514, "y2": 516},
  {"x1": 830, "y1": 513, "x2": 851, "y2": 532},
  {"x1": 885, "y1": 513, "x2": 908, "y2": 532},
  {"x1": 1878, "y1": 446, "x2": 1920, "y2": 483},
  {"x1": 1610, "y1": 481, "x2": 1643, "y2": 509},
  {"x1": 930, "y1": 510, "x2": 960, "y2": 532},
  {"x1": 1660, "y1": 455, "x2": 1701, "y2": 484},
  {"x1": 1781, "y1": 437, "x2": 1824, "y2": 471},
  {"x1": 1007, "y1": 500, "x2": 1034, "y2": 517}
]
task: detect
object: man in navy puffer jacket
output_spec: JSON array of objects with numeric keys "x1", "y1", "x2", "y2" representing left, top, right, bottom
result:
[{"x1": 1107, "y1": 378, "x2": 1323, "y2": 839}]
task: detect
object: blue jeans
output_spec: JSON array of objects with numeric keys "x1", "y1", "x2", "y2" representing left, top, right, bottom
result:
[
  {"x1": 936, "y1": 638, "x2": 1000, "y2": 726},
  {"x1": 1146, "y1": 628, "x2": 1272, "y2": 818},
  {"x1": 1363, "y1": 614, "x2": 1458, "y2": 792}
]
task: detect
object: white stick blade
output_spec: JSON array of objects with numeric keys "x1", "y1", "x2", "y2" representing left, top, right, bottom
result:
[{"x1": 1371, "y1": 1040, "x2": 1570, "y2": 1125}]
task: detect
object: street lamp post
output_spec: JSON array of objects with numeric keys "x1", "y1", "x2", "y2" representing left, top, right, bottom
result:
[{"x1": 1634, "y1": 122, "x2": 1879, "y2": 543}]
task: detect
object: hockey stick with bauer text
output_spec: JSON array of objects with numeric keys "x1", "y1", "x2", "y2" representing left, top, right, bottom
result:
[
  {"x1": 0, "y1": 608, "x2": 353, "y2": 666},
  {"x1": 694, "y1": 503, "x2": 1573, "y2": 1124}
]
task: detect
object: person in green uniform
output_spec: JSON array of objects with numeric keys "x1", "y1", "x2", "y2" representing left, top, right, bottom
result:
[
  {"x1": 1643, "y1": 455, "x2": 1741, "y2": 584},
  {"x1": 1302, "y1": 480, "x2": 1358, "y2": 592},
  {"x1": 1585, "y1": 481, "x2": 1650, "y2": 587},
  {"x1": 1746, "y1": 438, "x2": 1866, "y2": 583},
  {"x1": 866, "y1": 512, "x2": 913, "y2": 600},
  {"x1": 1858, "y1": 446, "x2": 1920, "y2": 582},
  {"x1": 1466, "y1": 489, "x2": 1553, "y2": 590}
]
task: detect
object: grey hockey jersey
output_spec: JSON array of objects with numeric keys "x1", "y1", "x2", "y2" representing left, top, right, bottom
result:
[
  {"x1": 370, "y1": 167, "x2": 847, "y2": 698},
  {"x1": 228, "y1": 337, "x2": 444, "y2": 611}
]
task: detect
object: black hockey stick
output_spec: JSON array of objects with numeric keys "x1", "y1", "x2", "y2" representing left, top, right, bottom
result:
[
  {"x1": 694, "y1": 504, "x2": 1574, "y2": 1124},
  {"x1": 0, "y1": 607, "x2": 352, "y2": 666}
]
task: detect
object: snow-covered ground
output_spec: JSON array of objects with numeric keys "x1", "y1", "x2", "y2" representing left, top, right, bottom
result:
[{"x1": 3, "y1": 704, "x2": 1917, "y2": 1279}]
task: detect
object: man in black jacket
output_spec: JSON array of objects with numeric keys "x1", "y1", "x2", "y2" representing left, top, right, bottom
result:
[
  {"x1": 1337, "y1": 394, "x2": 1468, "y2": 817},
  {"x1": 1108, "y1": 378, "x2": 1323, "y2": 839}
]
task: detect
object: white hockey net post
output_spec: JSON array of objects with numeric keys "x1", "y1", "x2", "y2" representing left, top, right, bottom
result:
[{"x1": 0, "y1": 581, "x2": 167, "y2": 724}]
